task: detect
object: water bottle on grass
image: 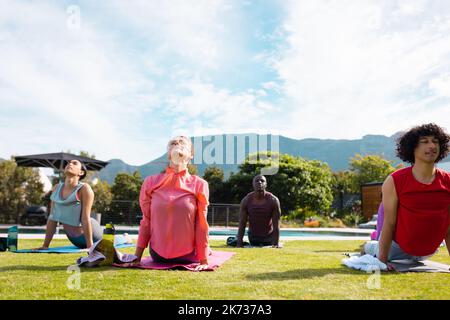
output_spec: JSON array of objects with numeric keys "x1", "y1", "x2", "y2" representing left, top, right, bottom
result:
[
  {"x1": 7, "y1": 226, "x2": 18, "y2": 252},
  {"x1": 98, "y1": 223, "x2": 115, "y2": 266}
]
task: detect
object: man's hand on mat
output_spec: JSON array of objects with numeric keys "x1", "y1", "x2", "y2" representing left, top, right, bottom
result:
[
  {"x1": 380, "y1": 260, "x2": 395, "y2": 271},
  {"x1": 386, "y1": 263, "x2": 395, "y2": 272},
  {"x1": 379, "y1": 258, "x2": 393, "y2": 271}
]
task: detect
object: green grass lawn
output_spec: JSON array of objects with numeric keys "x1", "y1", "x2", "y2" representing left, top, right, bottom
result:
[{"x1": 0, "y1": 239, "x2": 449, "y2": 300}]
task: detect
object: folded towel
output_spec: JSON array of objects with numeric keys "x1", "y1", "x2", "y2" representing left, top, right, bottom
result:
[
  {"x1": 77, "y1": 240, "x2": 137, "y2": 267},
  {"x1": 342, "y1": 254, "x2": 388, "y2": 272},
  {"x1": 343, "y1": 253, "x2": 450, "y2": 273}
]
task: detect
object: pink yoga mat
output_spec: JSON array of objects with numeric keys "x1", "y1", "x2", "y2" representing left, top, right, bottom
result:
[{"x1": 113, "y1": 250, "x2": 235, "y2": 272}]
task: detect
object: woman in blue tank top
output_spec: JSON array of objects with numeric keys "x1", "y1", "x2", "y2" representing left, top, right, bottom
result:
[{"x1": 34, "y1": 159, "x2": 103, "y2": 249}]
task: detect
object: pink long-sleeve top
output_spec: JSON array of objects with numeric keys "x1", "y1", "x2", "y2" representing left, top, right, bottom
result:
[{"x1": 137, "y1": 167, "x2": 210, "y2": 261}]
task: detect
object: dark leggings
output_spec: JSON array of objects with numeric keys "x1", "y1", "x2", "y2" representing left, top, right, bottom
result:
[
  {"x1": 150, "y1": 247, "x2": 198, "y2": 264},
  {"x1": 248, "y1": 232, "x2": 274, "y2": 246}
]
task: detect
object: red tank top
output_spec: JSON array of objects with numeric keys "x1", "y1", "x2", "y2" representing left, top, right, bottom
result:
[{"x1": 392, "y1": 167, "x2": 450, "y2": 256}]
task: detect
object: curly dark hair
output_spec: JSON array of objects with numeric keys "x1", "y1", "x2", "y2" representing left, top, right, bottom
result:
[{"x1": 396, "y1": 123, "x2": 450, "y2": 164}]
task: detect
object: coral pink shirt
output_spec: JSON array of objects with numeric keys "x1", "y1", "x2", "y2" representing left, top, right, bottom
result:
[{"x1": 137, "y1": 167, "x2": 210, "y2": 261}]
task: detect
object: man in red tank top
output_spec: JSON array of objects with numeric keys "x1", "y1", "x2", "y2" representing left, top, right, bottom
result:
[
  {"x1": 236, "y1": 174, "x2": 282, "y2": 247},
  {"x1": 363, "y1": 123, "x2": 450, "y2": 266}
]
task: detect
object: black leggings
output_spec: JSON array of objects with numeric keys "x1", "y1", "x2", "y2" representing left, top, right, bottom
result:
[
  {"x1": 149, "y1": 247, "x2": 197, "y2": 264},
  {"x1": 248, "y1": 232, "x2": 274, "y2": 246}
]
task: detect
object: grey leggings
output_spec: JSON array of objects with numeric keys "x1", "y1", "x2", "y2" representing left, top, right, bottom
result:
[
  {"x1": 67, "y1": 218, "x2": 103, "y2": 248},
  {"x1": 363, "y1": 240, "x2": 435, "y2": 261}
]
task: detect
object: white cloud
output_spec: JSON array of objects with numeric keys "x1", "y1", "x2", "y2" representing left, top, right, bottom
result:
[
  {"x1": 0, "y1": 0, "x2": 251, "y2": 165},
  {"x1": 0, "y1": 1, "x2": 161, "y2": 165},
  {"x1": 428, "y1": 74, "x2": 450, "y2": 98},
  {"x1": 270, "y1": 0, "x2": 450, "y2": 139},
  {"x1": 398, "y1": 0, "x2": 426, "y2": 16},
  {"x1": 2, "y1": 0, "x2": 450, "y2": 168},
  {"x1": 165, "y1": 80, "x2": 280, "y2": 137},
  {"x1": 106, "y1": 0, "x2": 232, "y2": 69}
]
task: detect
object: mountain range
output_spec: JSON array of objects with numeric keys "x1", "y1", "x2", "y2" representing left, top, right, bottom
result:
[{"x1": 97, "y1": 133, "x2": 450, "y2": 184}]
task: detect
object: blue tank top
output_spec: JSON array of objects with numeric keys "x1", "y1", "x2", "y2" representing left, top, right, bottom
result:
[{"x1": 48, "y1": 182, "x2": 85, "y2": 227}]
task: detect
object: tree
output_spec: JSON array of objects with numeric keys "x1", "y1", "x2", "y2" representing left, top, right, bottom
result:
[
  {"x1": 79, "y1": 150, "x2": 95, "y2": 159},
  {"x1": 228, "y1": 153, "x2": 334, "y2": 217},
  {"x1": 331, "y1": 170, "x2": 358, "y2": 216},
  {"x1": 332, "y1": 171, "x2": 358, "y2": 195},
  {"x1": 349, "y1": 154, "x2": 397, "y2": 190},
  {"x1": 226, "y1": 172, "x2": 253, "y2": 204},
  {"x1": 203, "y1": 166, "x2": 225, "y2": 203},
  {"x1": 187, "y1": 163, "x2": 198, "y2": 176},
  {"x1": 110, "y1": 171, "x2": 143, "y2": 225},
  {"x1": 111, "y1": 171, "x2": 142, "y2": 200},
  {"x1": 0, "y1": 159, "x2": 44, "y2": 223},
  {"x1": 90, "y1": 180, "x2": 113, "y2": 214}
]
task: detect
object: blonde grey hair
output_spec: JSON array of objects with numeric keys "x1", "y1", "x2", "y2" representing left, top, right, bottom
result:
[{"x1": 166, "y1": 136, "x2": 194, "y2": 156}]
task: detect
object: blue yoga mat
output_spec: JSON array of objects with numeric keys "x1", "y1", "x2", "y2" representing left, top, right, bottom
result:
[{"x1": 14, "y1": 243, "x2": 135, "y2": 253}]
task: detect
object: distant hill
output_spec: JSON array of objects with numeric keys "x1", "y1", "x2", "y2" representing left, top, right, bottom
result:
[
  {"x1": 96, "y1": 159, "x2": 141, "y2": 185},
  {"x1": 98, "y1": 133, "x2": 449, "y2": 184}
]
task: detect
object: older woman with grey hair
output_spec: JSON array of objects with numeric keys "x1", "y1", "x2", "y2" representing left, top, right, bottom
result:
[{"x1": 134, "y1": 136, "x2": 211, "y2": 270}]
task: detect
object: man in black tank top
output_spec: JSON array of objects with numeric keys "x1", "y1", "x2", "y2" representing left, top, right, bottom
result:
[{"x1": 236, "y1": 174, "x2": 281, "y2": 247}]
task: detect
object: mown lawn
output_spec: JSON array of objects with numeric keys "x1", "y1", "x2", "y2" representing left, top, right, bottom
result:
[{"x1": 0, "y1": 239, "x2": 449, "y2": 300}]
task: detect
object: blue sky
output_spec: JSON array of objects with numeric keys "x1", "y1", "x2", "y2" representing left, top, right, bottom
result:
[{"x1": 1, "y1": 0, "x2": 450, "y2": 165}]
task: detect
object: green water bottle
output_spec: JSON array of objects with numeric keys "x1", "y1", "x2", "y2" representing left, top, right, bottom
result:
[
  {"x1": 7, "y1": 226, "x2": 18, "y2": 252},
  {"x1": 99, "y1": 223, "x2": 115, "y2": 266}
]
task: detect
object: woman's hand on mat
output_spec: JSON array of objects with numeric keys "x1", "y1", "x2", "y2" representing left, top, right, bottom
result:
[
  {"x1": 32, "y1": 246, "x2": 48, "y2": 251},
  {"x1": 195, "y1": 260, "x2": 209, "y2": 271},
  {"x1": 121, "y1": 259, "x2": 141, "y2": 267},
  {"x1": 134, "y1": 247, "x2": 144, "y2": 261}
]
